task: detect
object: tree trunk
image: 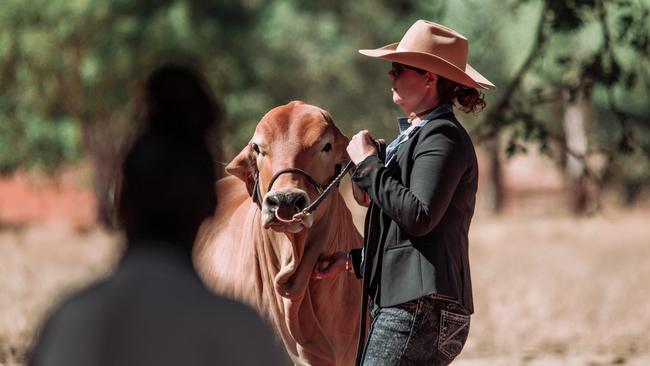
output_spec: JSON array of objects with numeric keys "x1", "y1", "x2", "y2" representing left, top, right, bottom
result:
[
  {"x1": 90, "y1": 150, "x2": 120, "y2": 228},
  {"x1": 562, "y1": 89, "x2": 597, "y2": 214},
  {"x1": 484, "y1": 135, "x2": 504, "y2": 214}
]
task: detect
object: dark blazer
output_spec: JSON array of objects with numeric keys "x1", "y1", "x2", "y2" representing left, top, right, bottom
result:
[{"x1": 350, "y1": 108, "x2": 478, "y2": 313}]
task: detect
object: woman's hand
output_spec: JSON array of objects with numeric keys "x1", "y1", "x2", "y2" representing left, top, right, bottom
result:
[
  {"x1": 347, "y1": 130, "x2": 377, "y2": 164},
  {"x1": 311, "y1": 252, "x2": 349, "y2": 280}
]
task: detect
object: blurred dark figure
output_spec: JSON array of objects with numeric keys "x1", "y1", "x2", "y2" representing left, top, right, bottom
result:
[
  {"x1": 142, "y1": 64, "x2": 219, "y2": 142},
  {"x1": 28, "y1": 64, "x2": 287, "y2": 366}
]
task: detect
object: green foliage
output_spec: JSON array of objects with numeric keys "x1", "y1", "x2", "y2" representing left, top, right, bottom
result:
[
  {"x1": 0, "y1": 111, "x2": 80, "y2": 174},
  {"x1": 466, "y1": 0, "x2": 650, "y2": 195},
  {"x1": 0, "y1": 0, "x2": 649, "y2": 204}
]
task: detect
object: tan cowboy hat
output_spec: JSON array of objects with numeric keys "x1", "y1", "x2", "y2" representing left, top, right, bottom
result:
[{"x1": 359, "y1": 20, "x2": 496, "y2": 90}]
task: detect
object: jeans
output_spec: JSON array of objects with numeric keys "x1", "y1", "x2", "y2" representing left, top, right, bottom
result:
[{"x1": 360, "y1": 294, "x2": 471, "y2": 366}]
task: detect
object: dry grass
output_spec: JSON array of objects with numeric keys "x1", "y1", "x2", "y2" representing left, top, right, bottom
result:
[
  {"x1": 1, "y1": 207, "x2": 649, "y2": 365},
  {"x1": 458, "y1": 208, "x2": 650, "y2": 365},
  {"x1": 0, "y1": 224, "x2": 122, "y2": 365}
]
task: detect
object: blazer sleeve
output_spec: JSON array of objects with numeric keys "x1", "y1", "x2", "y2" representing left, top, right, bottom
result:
[{"x1": 351, "y1": 125, "x2": 466, "y2": 237}]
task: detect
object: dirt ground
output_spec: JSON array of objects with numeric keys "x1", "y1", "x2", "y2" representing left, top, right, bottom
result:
[
  {"x1": 1, "y1": 204, "x2": 649, "y2": 365},
  {"x1": 457, "y1": 208, "x2": 650, "y2": 366}
]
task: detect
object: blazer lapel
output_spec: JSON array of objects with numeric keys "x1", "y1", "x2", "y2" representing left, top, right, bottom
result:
[{"x1": 390, "y1": 125, "x2": 422, "y2": 166}]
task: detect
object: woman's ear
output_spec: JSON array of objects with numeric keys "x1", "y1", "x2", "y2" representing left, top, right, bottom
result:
[
  {"x1": 225, "y1": 144, "x2": 256, "y2": 196},
  {"x1": 425, "y1": 72, "x2": 438, "y2": 89}
]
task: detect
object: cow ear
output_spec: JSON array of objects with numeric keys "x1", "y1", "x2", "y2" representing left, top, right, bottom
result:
[
  {"x1": 322, "y1": 110, "x2": 351, "y2": 165},
  {"x1": 226, "y1": 144, "x2": 256, "y2": 196},
  {"x1": 333, "y1": 126, "x2": 351, "y2": 165}
]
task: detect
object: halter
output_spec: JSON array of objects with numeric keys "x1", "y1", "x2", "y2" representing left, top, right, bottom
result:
[{"x1": 252, "y1": 161, "x2": 354, "y2": 224}]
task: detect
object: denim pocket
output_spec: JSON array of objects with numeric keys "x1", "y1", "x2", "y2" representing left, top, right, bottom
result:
[{"x1": 437, "y1": 309, "x2": 470, "y2": 360}]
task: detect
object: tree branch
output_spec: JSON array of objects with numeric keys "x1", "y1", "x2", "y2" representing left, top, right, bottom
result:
[
  {"x1": 472, "y1": 0, "x2": 551, "y2": 143},
  {"x1": 595, "y1": 0, "x2": 638, "y2": 153}
]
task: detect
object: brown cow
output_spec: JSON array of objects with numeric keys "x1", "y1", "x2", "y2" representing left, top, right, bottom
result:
[{"x1": 194, "y1": 101, "x2": 363, "y2": 365}]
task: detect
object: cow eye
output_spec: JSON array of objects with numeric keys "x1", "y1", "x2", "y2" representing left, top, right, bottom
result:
[
  {"x1": 251, "y1": 143, "x2": 261, "y2": 154},
  {"x1": 322, "y1": 143, "x2": 332, "y2": 153}
]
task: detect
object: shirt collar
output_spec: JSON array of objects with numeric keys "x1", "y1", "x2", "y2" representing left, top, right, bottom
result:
[{"x1": 396, "y1": 103, "x2": 453, "y2": 133}]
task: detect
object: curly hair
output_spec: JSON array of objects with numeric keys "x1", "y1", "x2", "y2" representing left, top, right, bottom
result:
[{"x1": 436, "y1": 76, "x2": 486, "y2": 113}]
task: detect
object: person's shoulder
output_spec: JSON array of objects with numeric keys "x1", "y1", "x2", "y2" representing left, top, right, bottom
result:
[
  {"x1": 202, "y1": 292, "x2": 265, "y2": 321},
  {"x1": 48, "y1": 275, "x2": 113, "y2": 319},
  {"x1": 197, "y1": 294, "x2": 289, "y2": 363},
  {"x1": 197, "y1": 292, "x2": 275, "y2": 333},
  {"x1": 419, "y1": 115, "x2": 463, "y2": 144},
  {"x1": 422, "y1": 112, "x2": 461, "y2": 133},
  {"x1": 35, "y1": 277, "x2": 118, "y2": 347},
  {"x1": 28, "y1": 277, "x2": 114, "y2": 362}
]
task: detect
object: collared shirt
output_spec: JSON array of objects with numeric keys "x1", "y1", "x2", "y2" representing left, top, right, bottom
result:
[{"x1": 384, "y1": 103, "x2": 454, "y2": 165}]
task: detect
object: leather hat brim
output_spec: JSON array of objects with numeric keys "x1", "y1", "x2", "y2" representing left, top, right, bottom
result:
[{"x1": 359, "y1": 42, "x2": 496, "y2": 91}]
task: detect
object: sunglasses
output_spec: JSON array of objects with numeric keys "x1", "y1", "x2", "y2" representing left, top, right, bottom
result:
[{"x1": 389, "y1": 62, "x2": 427, "y2": 78}]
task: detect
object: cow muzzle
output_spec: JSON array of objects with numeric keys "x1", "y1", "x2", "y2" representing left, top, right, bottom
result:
[{"x1": 262, "y1": 189, "x2": 313, "y2": 233}]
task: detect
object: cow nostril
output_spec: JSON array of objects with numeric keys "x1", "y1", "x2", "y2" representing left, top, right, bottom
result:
[
  {"x1": 294, "y1": 195, "x2": 307, "y2": 211},
  {"x1": 265, "y1": 195, "x2": 280, "y2": 208}
]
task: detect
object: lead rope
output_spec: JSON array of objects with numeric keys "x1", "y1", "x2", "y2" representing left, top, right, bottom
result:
[{"x1": 273, "y1": 161, "x2": 353, "y2": 224}]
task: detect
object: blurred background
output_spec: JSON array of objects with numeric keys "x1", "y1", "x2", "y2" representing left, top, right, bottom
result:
[{"x1": 1, "y1": 0, "x2": 649, "y2": 365}]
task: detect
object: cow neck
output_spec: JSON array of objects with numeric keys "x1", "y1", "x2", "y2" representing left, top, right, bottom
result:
[
  {"x1": 252, "y1": 221, "x2": 310, "y2": 363},
  {"x1": 252, "y1": 191, "x2": 362, "y2": 365},
  {"x1": 290, "y1": 193, "x2": 363, "y2": 365}
]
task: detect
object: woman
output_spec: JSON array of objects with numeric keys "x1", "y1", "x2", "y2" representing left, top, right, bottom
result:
[{"x1": 312, "y1": 20, "x2": 495, "y2": 365}]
